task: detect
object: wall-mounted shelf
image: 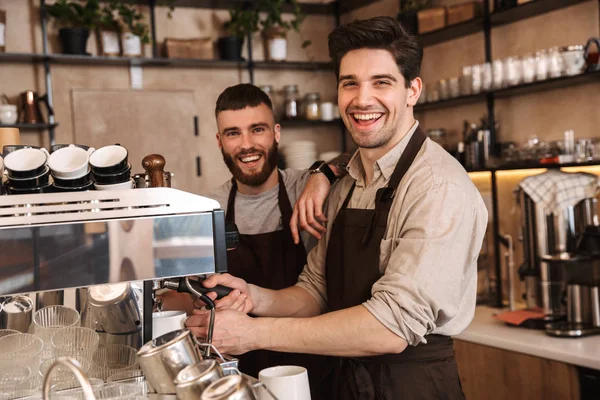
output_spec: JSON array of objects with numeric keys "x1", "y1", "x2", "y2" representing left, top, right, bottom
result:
[
  {"x1": 467, "y1": 159, "x2": 600, "y2": 173},
  {"x1": 0, "y1": 123, "x2": 58, "y2": 131},
  {"x1": 253, "y1": 61, "x2": 333, "y2": 71},
  {"x1": 416, "y1": 69, "x2": 600, "y2": 112},
  {"x1": 420, "y1": 18, "x2": 484, "y2": 47},
  {"x1": 491, "y1": 0, "x2": 592, "y2": 27},
  {"x1": 0, "y1": 53, "x2": 248, "y2": 68},
  {"x1": 415, "y1": 93, "x2": 486, "y2": 112},
  {"x1": 418, "y1": 0, "x2": 593, "y2": 47},
  {"x1": 124, "y1": 0, "x2": 336, "y2": 14}
]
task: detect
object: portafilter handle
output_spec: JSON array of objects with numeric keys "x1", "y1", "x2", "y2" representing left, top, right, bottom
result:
[{"x1": 142, "y1": 154, "x2": 167, "y2": 188}]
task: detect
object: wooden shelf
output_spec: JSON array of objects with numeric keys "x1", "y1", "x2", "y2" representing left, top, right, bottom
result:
[
  {"x1": 253, "y1": 61, "x2": 333, "y2": 71},
  {"x1": 0, "y1": 123, "x2": 58, "y2": 131},
  {"x1": 416, "y1": 69, "x2": 600, "y2": 112},
  {"x1": 420, "y1": 18, "x2": 484, "y2": 47},
  {"x1": 415, "y1": 93, "x2": 486, "y2": 112},
  {"x1": 124, "y1": 0, "x2": 337, "y2": 14},
  {"x1": 491, "y1": 0, "x2": 592, "y2": 27},
  {"x1": 469, "y1": 159, "x2": 600, "y2": 173}
]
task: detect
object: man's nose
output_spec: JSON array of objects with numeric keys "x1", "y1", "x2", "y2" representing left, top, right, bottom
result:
[
  {"x1": 355, "y1": 85, "x2": 375, "y2": 108},
  {"x1": 240, "y1": 132, "x2": 253, "y2": 149}
]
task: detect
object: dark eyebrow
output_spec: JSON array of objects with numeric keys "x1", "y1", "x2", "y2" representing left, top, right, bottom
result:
[
  {"x1": 222, "y1": 126, "x2": 240, "y2": 134},
  {"x1": 339, "y1": 74, "x2": 356, "y2": 82},
  {"x1": 249, "y1": 122, "x2": 269, "y2": 129},
  {"x1": 372, "y1": 74, "x2": 397, "y2": 82}
]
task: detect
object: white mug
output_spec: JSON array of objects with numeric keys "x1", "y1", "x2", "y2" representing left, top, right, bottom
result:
[
  {"x1": 259, "y1": 365, "x2": 311, "y2": 400},
  {"x1": 48, "y1": 145, "x2": 95, "y2": 179},
  {"x1": 561, "y1": 49, "x2": 585, "y2": 76},
  {"x1": 320, "y1": 102, "x2": 334, "y2": 121},
  {"x1": 152, "y1": 310, "x2": 187, "y2": 339}
]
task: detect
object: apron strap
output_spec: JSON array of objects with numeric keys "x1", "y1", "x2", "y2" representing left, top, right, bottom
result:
[
  {"x1": 362, "y1": 127, "x2": 427, "y2": 245},
  {"x1": 225, "y1": 178, "x2": 237, "y2": 223}
]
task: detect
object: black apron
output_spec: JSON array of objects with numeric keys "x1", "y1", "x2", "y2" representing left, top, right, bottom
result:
[
  {"x1": 325, "y1": 128, "x2": 465, "y2": 400},
  {"x1": 226, "y1": 171, "x2": 332, "y2": 400}
]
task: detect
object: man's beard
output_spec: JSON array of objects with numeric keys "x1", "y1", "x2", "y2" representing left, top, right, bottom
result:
[{"x1": 222, "y1": 141, "x2": 279, "y2": 187}]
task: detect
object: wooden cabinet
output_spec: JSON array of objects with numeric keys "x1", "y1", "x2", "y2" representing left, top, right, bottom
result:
[{"x1": 454, "y1": 340, "x2": 580, "y2": 400}]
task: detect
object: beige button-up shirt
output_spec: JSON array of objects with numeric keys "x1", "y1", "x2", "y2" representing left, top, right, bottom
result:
[{"x1": 296, "y1": 121, "x2": 488, "y2": 346}]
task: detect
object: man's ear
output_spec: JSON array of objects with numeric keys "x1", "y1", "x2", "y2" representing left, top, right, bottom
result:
[
  {"x1": 274, "y1": 124, "x2": 281, "y2": 143},
  {"x1": 407, "y1": 77, "x2": 422, "y2": 107},
  {"x1": 216, "y1": 132, "x2": 222, "y2": 150}
]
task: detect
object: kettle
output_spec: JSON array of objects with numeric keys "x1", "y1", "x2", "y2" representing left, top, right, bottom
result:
[
  {"x1": 584, "y1": 37, "x2": 600, "y2": 72},
  {"x1": 19, "y1": 91, "x2": 53, "y2": 124}
]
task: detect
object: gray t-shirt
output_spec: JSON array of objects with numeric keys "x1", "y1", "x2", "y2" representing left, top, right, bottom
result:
[{"x1": 208, "y1": 169, "x2": 317, "y2": 252}]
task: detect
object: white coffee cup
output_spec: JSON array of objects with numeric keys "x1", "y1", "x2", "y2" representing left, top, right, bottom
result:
[
  {"x1": 259, "y1": 365, "x2": 311, "y2": 400},
  {"x1": 320, "y1": 102, "x2": 334, "y2": 121},
  {"x1": 49, "y1": 145, "x2": 95, "y2": 179},
  {"x1": 0, "y1": 105, "x2": 18, "y2": 124},
  {"x1": 94, "y1": 179, "x2": 134, "y2": 191},
  {"x1": 561, "y1": 48, "x2": 586, "y2": 76},
  {"x1": 152, "y1": 311, "x2": 187, "y2": 339}
]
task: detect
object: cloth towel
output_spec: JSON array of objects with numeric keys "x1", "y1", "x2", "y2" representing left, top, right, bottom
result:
[{"x1": 519, "y1": 169, "x2": 599, "y2": 215}]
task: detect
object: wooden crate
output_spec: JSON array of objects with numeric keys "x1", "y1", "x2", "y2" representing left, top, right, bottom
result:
[
  {"x1": 164, "y1": 38, "x2": 213, "y2": 60},
  {"x1": 447, "y1": 2, "x2": 483, "y2": 25},
  {"x1": 418, "y1": 7, "x2": 447, "y2": 34}
]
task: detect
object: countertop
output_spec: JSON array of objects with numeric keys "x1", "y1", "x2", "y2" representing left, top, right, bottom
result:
[{"x1": 454, "y1": 306, "x2": 600, "y2": 370}]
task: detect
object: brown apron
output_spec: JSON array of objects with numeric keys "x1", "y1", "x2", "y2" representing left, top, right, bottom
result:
[
  {"x1": 325, "y1": 128, "x2": 465, "y2": 400},
  {"x1": 226, "y1": 171, "x2": 333, "y2": 400}
]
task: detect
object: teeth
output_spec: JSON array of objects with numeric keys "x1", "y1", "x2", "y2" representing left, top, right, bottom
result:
[
  {"x1": 353, "y1": 113, "x2": 382, "y2": 121},
  {"x1": 240, "y1": 155, "x2": 261, "y2": 163}
]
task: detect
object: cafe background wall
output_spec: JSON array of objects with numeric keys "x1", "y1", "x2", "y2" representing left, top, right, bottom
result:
[{"x1": 1, "y1": 0, "x2": 599, "y2": 303}]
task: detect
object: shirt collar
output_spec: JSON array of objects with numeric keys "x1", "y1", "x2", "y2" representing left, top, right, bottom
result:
[{"x1": 347, "y1": 120, "x2": 420, "y2": 184}]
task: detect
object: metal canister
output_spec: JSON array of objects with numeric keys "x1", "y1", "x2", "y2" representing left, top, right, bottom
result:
[
  {"x1": 0, "y1": 295, "x2": 33, "y2": 332},
  {"x1": 82, "y1": 283, "x2": 141, "y2": 334},
  {"x1": 138, "y1": 329, "x2": 201, "y2": 394},
  {"x1": 175, "y1": 359, "x2": 225, "y2": 400},
  {"x1": 201, "y1": 375, "x2": 257, "y2": 400}
]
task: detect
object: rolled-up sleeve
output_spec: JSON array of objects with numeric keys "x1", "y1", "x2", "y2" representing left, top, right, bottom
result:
[{"x1": 363, "y1": 181, "x2": 482, "y2": 346}]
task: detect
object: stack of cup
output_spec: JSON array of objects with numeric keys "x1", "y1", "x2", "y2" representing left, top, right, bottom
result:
[
  {"x1": 2, "y1": 146, "x2": 53, "y2": 194},
  {"x1": 90, "y1": 145, "x2": 133, "y2": 191},
  {"x1": 49, "y1": 144, "x2": 95, "y2": 192}
]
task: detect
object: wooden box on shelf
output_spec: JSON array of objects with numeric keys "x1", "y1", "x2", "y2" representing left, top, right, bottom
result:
[
  {"x1": 447, "y1": 1, "x2": 482, "y2": 25},
  {"x1": 418, "y1": 7, "x2": 447, "y2": 34},
  {"x1": 164, "y1": 38, "x2": 213, "y2": 60}
]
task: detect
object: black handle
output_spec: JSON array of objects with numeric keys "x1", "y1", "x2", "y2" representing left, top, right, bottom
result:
[{"x1": 176, "y1": 278, "x2": 233, "y2": 300}]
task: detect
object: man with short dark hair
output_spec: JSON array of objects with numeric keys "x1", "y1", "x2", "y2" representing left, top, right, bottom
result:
[
  {"x1": 162, "y1": 83, "x2": 345, "y2": 399},
  {"x1": 188, "y1": 17, "x2": 488, "y2": 399}
]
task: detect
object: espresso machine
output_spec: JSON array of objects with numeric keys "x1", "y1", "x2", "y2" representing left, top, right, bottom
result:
[
  {"x1": 0, "y1": 187, "x2": 230, "y2": 345},
  {"x1": 517, "y1": 169, "x2": 600, "y2": 336}
]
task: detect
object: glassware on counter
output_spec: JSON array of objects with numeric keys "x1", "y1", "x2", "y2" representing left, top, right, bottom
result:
[
  {"x1": 492, "y1": 59, "x2": 504, "y2": 89},
  {"x1": 535, "y1": 50, "x2": 549, "y2": 81},
  {"x1": 438, "y1": 79, "x2": 449, "y2": 100},
  {"x1": 283, "y1": 85, "x2": 300, "y2": 119},
  {"x1": 503, "y1": 56, "x2": 522, "y2": 86},
  {"x1": 471, "y1": 64, "x2": 482, "y2": 94},
  {"x1": 547, "y1": 47, "x2": 564, "y2": 78},
  {"x1": 560, "y1": 45, "x2": 586, "y2": 76},
  {"x1": 521, "y1": 53, "x2": 536, "y2": 84},
  {"x1": 448, "y1": 77, "x2": 460, "y2": 98},
  {"x1": 481, "y1": 63, "x2": 492, "y2": 92},
  {"x1": 304, "y1": 93, "x2": 321, "y2": 120},
  {"x1": 320, "y1": 101, "x2": 334, "y2": 121}
]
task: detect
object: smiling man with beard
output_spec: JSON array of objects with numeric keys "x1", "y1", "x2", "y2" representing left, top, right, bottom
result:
[
  {"x1": 162, "y1": 83, "x2": 346, "y2": 399},
  {"x1": 187, "y1": 17, "x2": 489, "y2": 400}
]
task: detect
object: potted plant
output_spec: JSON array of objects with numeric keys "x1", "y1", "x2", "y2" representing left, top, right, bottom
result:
[
  {"x1": 257, "y1": 0, "x2": 310, "y2": 62},
  {"x1": 218, "y1": 7, "x2": 259, "y2": 61},
  {"x1": 46, "y1": 0, "x2": 100, "y2": 55},
  {"x1": 97, "y1": 2, "x2": 121, "y2": 56},
  {"x1": 114, "y1": 2, "x2": 150, "y2": 57},
  {"x1": 397, "y1": 0, "x2": 430, "y2": 36}
]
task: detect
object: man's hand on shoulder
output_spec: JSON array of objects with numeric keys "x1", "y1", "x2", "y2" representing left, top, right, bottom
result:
[{"x1": 290, "y1": 172, "x2": 330, "y2": 244}]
